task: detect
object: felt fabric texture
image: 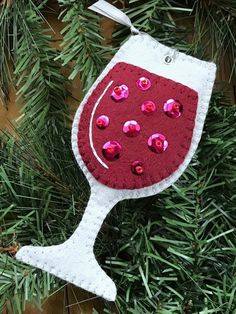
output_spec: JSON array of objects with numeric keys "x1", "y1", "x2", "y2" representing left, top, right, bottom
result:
[
  {"x1": 16, "y1": 186, "x2": 119, "y2": 301},
  {"x1": 78, "y1": 62, "x2": 198, "y2": 189},
  {"x1": 72, "y1": 33, "x2": 216, "y2": 201},
  {"x1": 16, "y1": 32, "x2": 216, "y2": 302}
]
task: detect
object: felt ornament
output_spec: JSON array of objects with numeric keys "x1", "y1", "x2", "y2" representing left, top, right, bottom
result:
[{"x1": 16, "y1": 0, "x2": 216, "y2": 302}]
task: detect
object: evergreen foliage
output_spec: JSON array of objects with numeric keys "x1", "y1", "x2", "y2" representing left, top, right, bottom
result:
[
  {"x1": 57, "y1": 1, "x2": 113, "y2": 92},
  {"x1": 191, "y1": 0, "x2": 236, "y2": 80},
  {"x1": 0, "y1": 0, "x2": 235, "y2": 313},
  {"x1": 105, "y1": 96, "x2": 236, "y2": 313}
]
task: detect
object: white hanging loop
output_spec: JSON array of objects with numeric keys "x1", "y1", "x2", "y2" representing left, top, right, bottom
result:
[{"x1": 88, "y1": 0, "x2": 140, "y2": 34}]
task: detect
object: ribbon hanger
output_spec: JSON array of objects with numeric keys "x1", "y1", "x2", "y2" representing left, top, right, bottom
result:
[{"x1": 88, "y1": 0, "x2": 140, "y2": 34}]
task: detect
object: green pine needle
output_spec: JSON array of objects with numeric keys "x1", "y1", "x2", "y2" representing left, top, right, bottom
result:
[
  {"x1": 56, "y1": 1, "x2": 113, "y2": 93},
  {"x1": 0, "y1": 0, "x2": 236, "y2": 313}
]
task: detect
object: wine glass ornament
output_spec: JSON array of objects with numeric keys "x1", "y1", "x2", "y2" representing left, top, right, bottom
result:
[{"x1": 16, "y1": 0, "x2": 216, "y2": 302}]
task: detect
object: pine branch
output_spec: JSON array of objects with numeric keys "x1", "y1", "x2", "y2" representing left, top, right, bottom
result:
[
  {"x1": 0, "y1": 4, "x2": 14, "y2": 107},
  {"x1": 190, "y1": 0, "x2": 236, "y2": 80},
  {"x1": 113, "y1": 0, "x2": 192, "y2": 52},
  {"x1": 103, "y1": 93, "x2": 236, "y2": 313},
  {"x1": 56, "y1": 1, "x2": 113, "y2": 93},
  {"x1": 0, "y1": 126, "x2": 89, "y2": 312},
  {"x1": 12, "y1": 2, "x2": 69, "y2": 138},
  {"x1": 0, "y1": 4, "x2": 91, "y2": 312},
  {"x1": 0, "y1": 1, "x2": 235, "y2": 313},
  {"x1": 0, "y1": 254, "x2": 59, "y2": 313}
]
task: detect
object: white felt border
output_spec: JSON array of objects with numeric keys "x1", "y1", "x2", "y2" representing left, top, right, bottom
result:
[{"x1": 71, "y1": 33, "x2": 216, "y2": 202}]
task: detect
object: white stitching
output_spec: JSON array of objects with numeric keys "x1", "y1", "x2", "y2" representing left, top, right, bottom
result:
[
  {"x1": 71, "y1": 33, "x2": 216, "y2": 200},
  {"x1": 89, "y1": 80, "x2": 113, "y2": 169}
]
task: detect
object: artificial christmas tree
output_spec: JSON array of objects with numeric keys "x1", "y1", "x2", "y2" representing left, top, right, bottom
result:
[{"x1": 0, "y1": 0, "x2": 235, "y2": 313}]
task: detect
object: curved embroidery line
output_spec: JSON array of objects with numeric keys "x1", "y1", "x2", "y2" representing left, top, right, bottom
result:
[{"x1": 89, "y1": 80, "x2": 114, "y2": 169}]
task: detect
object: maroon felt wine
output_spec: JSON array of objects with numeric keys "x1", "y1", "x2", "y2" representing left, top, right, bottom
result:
[{"x1": 78, "y1": 62, "x2": 198, "y2": 190}]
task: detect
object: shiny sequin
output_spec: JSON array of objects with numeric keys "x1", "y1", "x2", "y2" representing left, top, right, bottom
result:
[
  {"x1": 102, "y1": 141, "x2": 122, "y2": 161},
  {"x1": 164, "y1": 99, "x2": 183, "y2": 118},
  {"x1": 111, "y1": 84, "x2": 129, "y2": 101},
  {"x1": 148, "y1": 133, "x2": 168, "y2": 153},
  {"x1": 96, "y1": 115, "x2": 109, "y2": 129},
  {"x1": 141, "y1": 101, "x2": 156, "y2": 115},
  {"x1": 131, "y1": 161, "x2": 144, "y2": 175},
  {"x1": 137, "y1": 77, "x2": 151, "y2": 90},
  {"x1": 123, "y1": 120, "x2": 141, "y2": 137}
]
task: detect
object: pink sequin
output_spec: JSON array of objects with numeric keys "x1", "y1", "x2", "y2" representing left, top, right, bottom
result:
[
  {"x1": 164, "y1": 99, "x2": 183, "y2": 118},
  {"x1": 137, "y1": 77, "x2": 151, "y2": 90},
  {"x1": 148, "y1": 133, "x2": 168, "y2": 153},
  {"x1": 141, "y1": 101, "x2": 156, "y2": 115},
  {"x1": 123, "y1": 120, "x2": 141, "y2": 137},
  {"x1": 131, "y1": 161, "x2": 144, "y2": 175},
  {"x1": 102, "y1": 141, "x2": 122, "y2": 161},
  {"x1": 111, "y1": 84, "x2": 129, "y2": 101},
  {"x1": 96, "y1": 115, "x2": 109, "y2": 129}
]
